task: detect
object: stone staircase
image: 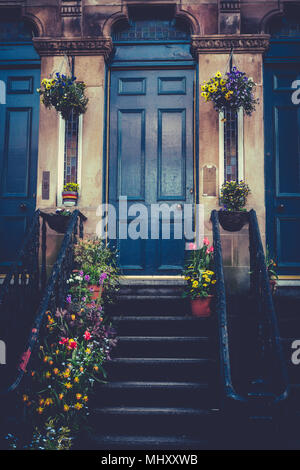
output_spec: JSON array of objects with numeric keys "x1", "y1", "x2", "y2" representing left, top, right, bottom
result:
[{"x1": 81, "y1": 295, "x2": 222, "y2": 450}]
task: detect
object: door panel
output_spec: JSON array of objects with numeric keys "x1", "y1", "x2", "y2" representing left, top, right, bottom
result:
[
  {"x1": 109, "y1": 69, "x2": 194, "y2": 275},
  {"x1": 264, "y1": 64, "x2": 300, "y2": 274},
  {"x1": 0, "y1": 68, "x2": 40, "y2": 266}
]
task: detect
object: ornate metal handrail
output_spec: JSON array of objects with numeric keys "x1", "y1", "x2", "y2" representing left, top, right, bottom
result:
[
  {"x1": 248, "y1": 209, "x2": 289, "y2": 402},
  {"x1": 0, "y1": 210, "x2": 41, "y2": 312},
  {"x1": 211, "y1": 210, "x2": 246, "y2": 404},
  {"x1": 1, "y1": 209, "x2": 87, "y2": 395},
  {"x1": 211, "y1": 209, "x2": 289, "y2": 406}
]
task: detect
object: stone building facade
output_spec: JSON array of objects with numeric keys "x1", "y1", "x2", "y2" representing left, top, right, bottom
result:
[{"x1": 0, "y1": 0, "x2": 299, "y2": 287}]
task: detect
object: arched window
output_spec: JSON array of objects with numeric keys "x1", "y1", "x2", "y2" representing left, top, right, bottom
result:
[
  {"x1": 0, "y1": 19, "x2": 35, "y2": 42},
  {"x1": 112, "y1": 6, "x2": 191, "y2": 43},
  {"x1": 268, "y1": 5, "x2": 300, "y2": 38}
]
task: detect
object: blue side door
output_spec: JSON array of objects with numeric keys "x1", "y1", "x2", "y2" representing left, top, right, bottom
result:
[
  {"x1": 264, "y1": 63, "x2": 300, "y2": 274},
  {"x1": 0, "y1": 67, "x2": 40, "y2": 266},
  {"x1": 109, "y1": 68, "x2": 194, "y2": 275}
]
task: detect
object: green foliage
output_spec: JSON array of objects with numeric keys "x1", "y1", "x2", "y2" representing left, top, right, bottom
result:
[
  {"x1": 220, "y1": 180, "x2": 251, "y2": 211},
  {"x1": 265, "y1": 246, "x2": 278, "y2": 280},
  {"x1": 182, "y1": 239, "x2": 216, "y2": 299}
]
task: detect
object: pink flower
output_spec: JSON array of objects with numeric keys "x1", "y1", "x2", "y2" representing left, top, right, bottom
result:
[
  {"x1": 203, "y1": 238, "x2": 210, "y2": 246},
  {"x1": 66, "y1": 295, "x2": 72, "y2": 304},
  {"x1": 84, "y1": 331, "x2": 91, "y2": 341},
  {"x1": 210, "y1": 246, "x2": 214, "y2": 253},
  {"x1": 99, "y1": 272, "x2": 108, "y2": 284},
  {"x1": 188, "y1": 242, "x2": 197, "y2": 250},
  {"x1": 67, "y1": 339, "x2": 77, "y2": 350},
  {"x1": 84, "y1": 274, "x2": 90, "y2": 282}
]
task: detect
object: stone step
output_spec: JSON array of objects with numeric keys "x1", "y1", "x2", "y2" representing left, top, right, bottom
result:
[
  {"x1": 94, "y1": 381, "x2": 219, "y2": 408},
  {"x1": 105, "y1": 357, "x2": 216, "y2": 382},
  {"x1": 113, "y1": 335, "x2": 214, "y2": 358}
]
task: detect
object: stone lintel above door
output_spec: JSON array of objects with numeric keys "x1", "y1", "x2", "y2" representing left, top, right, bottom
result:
[
  {"x1": 33, "y1": 36, "x2": 113, "y2": 60},
  {"x1": 191, "y1": 34, "x2": 270, "y2": 55}
]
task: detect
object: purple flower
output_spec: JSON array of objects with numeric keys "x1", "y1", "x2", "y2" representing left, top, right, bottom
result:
[
  {"x1": 82, "y1": 297, "x2": 86, "y2": 302},
  {"x1": 79, "y1": 270, "x2": 84, "y2": 277},
  {"x1": 66, "y1": 295, "x2": 72, "y2": 304},
  {"x1": 99, "y1": 272, "x2": 108, "y2": 284},
  {"x1": 84, "y1": 274, "x2": 90, "y2": 282}
]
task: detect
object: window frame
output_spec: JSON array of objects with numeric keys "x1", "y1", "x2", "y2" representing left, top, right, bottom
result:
[{"x1": 57, "y1": 114, "x2": 83, "y2": 206}]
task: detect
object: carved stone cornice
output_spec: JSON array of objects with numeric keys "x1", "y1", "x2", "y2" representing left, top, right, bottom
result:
[
  {"x1": 33, "y1": 37, "x2": 113, "y2": 60},
  {"x1": 191, "y1": 34, "x2": 270, "y2": 55}
]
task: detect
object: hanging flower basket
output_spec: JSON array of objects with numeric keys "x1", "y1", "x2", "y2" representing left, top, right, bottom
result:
[
  {"x1": 218, "y1": 210, "x2": 249, "y2": 232},
  {"x1": 44, "y1": 212, "x2": 72, "y2": 234},
  {"x1": 37, "y1": 72, "x2": 88, "y2": 120},
  {"x1": 200, "y1": 67, "x2": 258, "y2": 116}
]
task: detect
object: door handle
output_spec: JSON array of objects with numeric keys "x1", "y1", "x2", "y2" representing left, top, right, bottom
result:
[
  {"x1": 276, "y1": 204, "x2": 285, "y2": 212},
  {"x1": 19, "y1": 203, "x2": 27, "y2": 211}
]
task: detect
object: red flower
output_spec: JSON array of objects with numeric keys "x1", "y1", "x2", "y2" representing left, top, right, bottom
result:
[
  {"x1": 67, "y1": 339, "x2": 77, "y2": 350},
  {"x1": 59, "y1": 337, "x2": 68, "y2": 345},
  {"x1": 84, "y1": 331, "x2": 91, "y2": 341}
]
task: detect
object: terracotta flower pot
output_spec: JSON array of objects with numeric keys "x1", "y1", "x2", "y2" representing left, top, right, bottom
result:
[
  {"x1": 62, "y1": 191, "x2": 78, "y2": 207},
  {"x1": 190, "y1": 296, "x2": 213, "y2": 317},
  {"x1": 218, "y1": 210, "x2": 249, "y2": 232}
]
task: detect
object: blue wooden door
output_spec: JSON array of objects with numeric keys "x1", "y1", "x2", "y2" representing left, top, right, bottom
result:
[
  {"x1": 109, "y1": 68, "x2": 194, "y2": 275},
  {"x1": 0, "y1": 67, "x2": 40, "y2": 266},
  {"x1": 264, "y1": 63, "x2": 300, "y2": 274}
]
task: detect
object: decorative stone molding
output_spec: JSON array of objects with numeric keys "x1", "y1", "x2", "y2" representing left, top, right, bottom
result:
[
  {"x1": 61, "y1": 0, "x2": 81, "y2": 18},
  {"x1": 33, "y1": 37, "x2": 113, "y2": 60},
  {"x1": 191, "y1": 34, "x2": 270, "y2": 55},
  {"x1": 220, "y1": 1, "x2": 240, "y2": 12}
]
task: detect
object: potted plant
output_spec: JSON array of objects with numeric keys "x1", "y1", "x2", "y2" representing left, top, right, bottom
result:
[
  {"x1": 43, "y1": 209, "x2": 72, "y2": 234},
  {"x1": 266, "y1": 247, "x2": 278, "y2": 295},
  {"x1": 37, "y1": 73, "x2": 88, "y2": 120},
  {"x1": 183, "y1": 238, "x2": 216, "y2": 317},
  {"x1": 200, "y1": 67, "x2": 258, "y2": 116},
  {"x1": 62, "y1": 182, "x2": 79, "y2": 206},
  {"x1": 219, "y1": 180, "x2": 251, "y2": 232}
]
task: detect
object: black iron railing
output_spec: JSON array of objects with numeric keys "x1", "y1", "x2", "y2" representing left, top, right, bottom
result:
[
  {"x1": 248, "y1": 209, "x2": 289, "y2": 402},
  {"x1": 211, "y1": 210, "x2": 246, "y2": 404},
  {"x1": 211, "y1": 209, "x2": 289, "y2": 406},
  {"x1": 0, "y1": 210, "x2": 87, "y2": 395}
]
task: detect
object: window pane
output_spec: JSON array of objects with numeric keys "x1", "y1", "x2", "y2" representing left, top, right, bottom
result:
[
  {"x1": 64, "y1": 111, "x2": 79, "y2": 185},
  {"x1": 224, "y1": 108, "x2": 238, "y2": 182}
]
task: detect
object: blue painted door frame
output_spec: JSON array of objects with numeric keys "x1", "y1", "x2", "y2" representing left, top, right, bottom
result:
[
  {"x1": 264, "y1": 41, "x2": 300, "y2": 274},
  {"x1": 0, "y1": 39, "x2": 40, "y2": 267},
  {"x1": 108, "y1": 66, "x2": 195, "y2": 275}
]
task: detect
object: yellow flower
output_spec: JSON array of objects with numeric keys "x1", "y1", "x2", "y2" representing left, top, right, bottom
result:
[
  {"x1": 71, "y1": 314, "x2": 76, "y2": 321},
  {"x1": 74, "y1": 377, "x2": 79, "y2": 383},
  {"x1": 192, "y1": 281, "x2": 199, "y2": 288},
  {"x1": 39, "y1": 398, "x2": 44, "y2": 405},
  {"x1": 86, "y1": 348, "x2": 91, "y2": 354},
  {"x1": 93, "y1": 365, "x2": 99, "y2": 372},
  {"x1": 53, "y1": 368, "x2": 59, "y2": 375},
  {"x1": 37, "y1": 407, "x2": 44, "y2": 415},
  {"x1": 59, "y1": 393, "x2": 64, "y2": 400},
  {"x1": 45, "y1": 371, "x2": 51, "y2": 379},
  {"x1": 220, "y1": 79, "x2": 226, "y2": 85},
  {"x1": 76, "y1": 393, "x2": 82, "y2": 400},
  {"x1": 43, "y1": 356, "x2": 49, "y2": 363},
  {"x1": 83, "y1": 396, "x2": 88, "y2": 403},
  {"x1": 212, "y1": 280, "x2": 217, "y2": 284},
  {"x1": 45, "y1": 398, "x2": 53, "y2": 406},
  {"x1": 64, "y1": 404, "x2": 70, "y2": 412},
  {"x1": 79, "y1": 366, "x2": 84, "y2": 372},
  {"x1": 22, "y1": 394, "x2": 29, "y2": 402},
  {"x1": 74, "y1": 402, "x2": 83, "y2": 410},
  {"x1": 62, "y1": 369, "x2": 70, "y2": 378},
  {"x1": 65, "y1": 382, "x2": 72, "y2": 389},
  {"x1": 215, "y1": 71, "x2": 222, "y2": 78},
  {"x1": 203, "y1": 283, "x2": 208, "y2": 287}
]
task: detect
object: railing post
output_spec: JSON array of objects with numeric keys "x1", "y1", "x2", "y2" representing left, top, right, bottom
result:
[{"x1": 41, "y1": 216, "x2": 47, "y2": 291}]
